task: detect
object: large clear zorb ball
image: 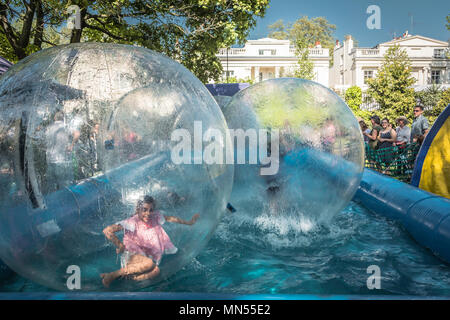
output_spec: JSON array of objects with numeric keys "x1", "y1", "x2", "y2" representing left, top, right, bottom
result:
[
  {"x1": 0, "y1": 43, "x2": 233, "y2": 291},
  {"x1": 213, "y1": 95, "x2": 232, "y2": 110},
  {"x1": 222, "y1": 78, "x2": 364, "y2": 231}
]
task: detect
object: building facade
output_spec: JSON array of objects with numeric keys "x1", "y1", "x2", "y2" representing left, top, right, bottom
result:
[
  {"x1": 215, "y1": 34, "x2": 449, "y2": 94},
  {"x1": 329, "y1": 34, "x2": 450, "y2": 93},
  {"x1": 216, "y1": 38, "x2": 330, "y2": 87}
]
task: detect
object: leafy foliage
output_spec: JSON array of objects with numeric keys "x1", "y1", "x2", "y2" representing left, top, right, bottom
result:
[
  {"x1": 292, "y1": 39, "x2": 314, "y2": 80},
  {"x1": 344, "y1": 86, "x2": 370, "y2": 120},
  {"x1": 225, "y1": 76, "x2": 254, "y2": 84},
  {"x1": 414, "y1": 84, "x2": 444, "y2": 124},
  {"x1": 366, "y1": 45, "x2": 416, "y2": 123},
  {"x1": 0, "y1": 0, "x2": 269, "y2": 82},
  {"x1": 268, "y1": 16, "x2": 336, "y2": 66},
  {"x1": 432, "y1": 88, "x2": 450, "y2": 123},
  {"x1": 268, "y1": 16, "x2": 336, "y2": 48}
]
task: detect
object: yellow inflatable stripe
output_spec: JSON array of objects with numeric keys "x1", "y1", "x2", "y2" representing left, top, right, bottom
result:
[{"x1": 419, "y1": 117, "x2": 450, "y2": 199}]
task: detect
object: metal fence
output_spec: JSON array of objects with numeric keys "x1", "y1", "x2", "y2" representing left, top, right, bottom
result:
[{"x1": 360, "y1": 93, "x2": 380, "y2": 112}]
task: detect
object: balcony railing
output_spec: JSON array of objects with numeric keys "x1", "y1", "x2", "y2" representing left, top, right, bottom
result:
[
  {"x1": 288, "y1": 48, "x2": 327, "y2": 56},
  {"x1": 218, "y1": 47, "x2": 328, "y2": 57},
  {"x1": 217, "y1": 48, "x2": 246, "y2": 55},
  {"x1": 355, "y1": 49, "x2": 380, "y2": 57}
]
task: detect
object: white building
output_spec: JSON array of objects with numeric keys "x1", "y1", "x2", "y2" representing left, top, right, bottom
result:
[
  {"x1": 330, "y1": 34, "x2": 450, "y2": 93},
  {"x1": 216, "y1": 38, "x2": 330, "y2": 87}
]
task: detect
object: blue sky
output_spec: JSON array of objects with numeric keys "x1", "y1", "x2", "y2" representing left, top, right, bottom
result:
[{"x1": 248, "y1": 0, "x2": 449, "y2": 47}]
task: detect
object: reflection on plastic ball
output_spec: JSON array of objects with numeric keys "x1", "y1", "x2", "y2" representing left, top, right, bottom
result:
[
  {"x1": 0, "y1": 43, "x2": 233, "y2": 291},
  {"x1": 222, "y1": 78, "x2": 364, "y2": 230},
  {"x1": 213, "y1": 95, "x2": 232, "y2": 110}
]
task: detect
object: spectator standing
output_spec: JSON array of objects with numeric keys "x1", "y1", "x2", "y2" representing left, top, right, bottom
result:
[
  {"x1": 363, "y1": 115, "x2": 382, "y2": 150},
  {"x1": 378, "y1": 118, "x2": 397, "y2": 149},
  {"x1": 410, "y1": 105, "x2": 429, "y2": 143},
  {"x1": 395, "y1": 116, "x2": 411, "y2": 146},
  {"x1": 377, "y1": 118, "x2": 397, "y2": 172},
  {"x1": 359, "y1": 120, "x2": 371, "y2": 142}
]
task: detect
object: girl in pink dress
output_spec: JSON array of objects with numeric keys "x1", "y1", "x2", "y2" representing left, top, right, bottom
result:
[{"x1": 101, "y1": 195, "x2": 199, "y2": 288}]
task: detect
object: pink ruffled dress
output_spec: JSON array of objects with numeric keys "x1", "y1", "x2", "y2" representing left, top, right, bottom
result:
[{"x1": 118, "y1": 211, "x2": 177, "y2": 267}]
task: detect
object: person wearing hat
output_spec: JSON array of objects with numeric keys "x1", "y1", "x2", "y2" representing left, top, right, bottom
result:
[{"x1": 394, "y1": 116, "x2": 411, "y2": 146}]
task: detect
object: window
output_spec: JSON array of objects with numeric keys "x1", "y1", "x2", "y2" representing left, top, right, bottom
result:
[
  {"x1": 259, "y1": 49, "x2": 276, "y2": 56},
  {"x1": 364, "y1": 70, "x2": 374, "y2": 84},
  {"x1": 431, "y1": 70, "x2": 441, "y2": 84},
  {"x1": 434, "y1": 49, "x2": 444, "y2": 59},
  {"x1": 222, "y1": 70, "x2": 234, "y2": 80}
]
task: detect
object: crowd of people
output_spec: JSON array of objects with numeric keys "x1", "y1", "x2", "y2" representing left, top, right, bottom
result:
[{"x1": 359, "y1": 105, "x2": 430, "y2": 174}]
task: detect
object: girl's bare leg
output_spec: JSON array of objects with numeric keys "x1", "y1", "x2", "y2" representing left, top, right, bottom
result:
[
  {"x1": 130, "y1": 266, "x2": 160, "y2": 281},
  {"x1": 100, "y1": 254, "x2": 155, "y2": 288}
]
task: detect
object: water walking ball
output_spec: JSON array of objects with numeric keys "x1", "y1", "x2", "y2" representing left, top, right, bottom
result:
[
  {"x1": 221, "y1": 78, "x2": 364, "y2": 231},
  {"x1": 0, "y1": 43, "x2": 233, "y2": 291},
  {"x1": 213, "y1": 95, "x2": 232, "y2": 110}
]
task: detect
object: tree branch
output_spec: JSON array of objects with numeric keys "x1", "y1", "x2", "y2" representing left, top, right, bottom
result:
[
  {"x1": 83, "y1": 21, "x2": 126, "y2": 41},
  {"x1": 18, "y1": 0, "x2": 37, "y2": 48},
  {"x1": 33, "y1": 0, "x2": 44, "y2": 48},
  {"x1": 0, "y1": 3, "x2": 26, "y2": 58}
]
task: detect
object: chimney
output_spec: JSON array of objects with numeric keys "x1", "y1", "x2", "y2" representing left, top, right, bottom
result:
[
  {"x1": 344, "y1": 35, "x2": 353, "y2": 54},
  {"x1": 335, "y1": 39, "x2": 340, "y2": 48},
  {"x1": 315, "y1": 41, "x2": 321, "y2": 48}
]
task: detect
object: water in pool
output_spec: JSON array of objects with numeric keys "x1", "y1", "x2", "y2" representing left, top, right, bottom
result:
[{"x1": 1, "y1": 201, "x2": 449, "y2": 296}]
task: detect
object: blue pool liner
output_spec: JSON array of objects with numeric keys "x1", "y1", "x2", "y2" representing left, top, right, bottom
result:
[
  {"x1": 0, "y1": 292, "x2": 448, "y2": 300},
  {"x1": 354, "y1": 169, "x2": 450, "y2": 264}
]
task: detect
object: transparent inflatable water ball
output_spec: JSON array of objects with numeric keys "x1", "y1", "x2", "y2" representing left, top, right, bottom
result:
[
  {"x1": 0, "y1": 43, "x2": 233, "y2": 291},
  {"x1": 222, "y1": 78, "x2": 364, "y2": 230},
  {"x1": 213, "y1": 95, "x2": 232, "y2": 110}
]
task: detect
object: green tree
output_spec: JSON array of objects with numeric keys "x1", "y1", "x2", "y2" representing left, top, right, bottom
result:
[
  {"x1": 366, "y1": 45, "x2": 416, "y2": 123},
  {"x1": 267, "y1": 19, "x2": 288, "y2": 40},
  {"x1": 0, "y1": 0, "x2": 269, "y2": 82},
  {"x1": 268, "y1": 16, "x2": 336, "y2": 66},
  {"x1": 431, "y1": 88, "x2": 450, "y2": 125},
  {"x1": 415, "y1": 84, "x2": 445, "y2": 124},
  {"x1": 0, "y1": 31, "x2": 16, "y2": 62},
  {"x1": 292, "y1": 39, "x2": 314, "y2": 80},
  {"x1": 225, "y1": 76, "x2": 254, "y2": 84},
  {"x1": 268, "y1": 16, "x2": 336, "y2": 48},
  {"x1": 344, "y1": 86, "x2": 370, "y2": 120}
]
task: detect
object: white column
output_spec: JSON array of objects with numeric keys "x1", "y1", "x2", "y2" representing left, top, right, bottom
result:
[
  {"x1": 254, "y1": 66, "x2": 260, "y2": 82},
  {"x1": 355, "y1": 67, "x2": 362, "y2": 87},
  {"x1": 275, "y1": 66, "x2": 280, "y2": 78}
]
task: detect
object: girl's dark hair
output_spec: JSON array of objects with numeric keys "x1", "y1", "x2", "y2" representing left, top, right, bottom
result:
[
  {"x1": 382, "y1": 118, "x2": 389, "y2": 123},
  {"x1": 370, "y1": 115, "x2": 381, "y2": 125},
  {"x1": 137, "y1": 195, "x2": 155, "y2": 209},
  {"x1": 143, "y1": 195, "x2": 155, "y2": 205},
  {"x1": 359, "y1": 120, "x2": 368, "y2": 131}
]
